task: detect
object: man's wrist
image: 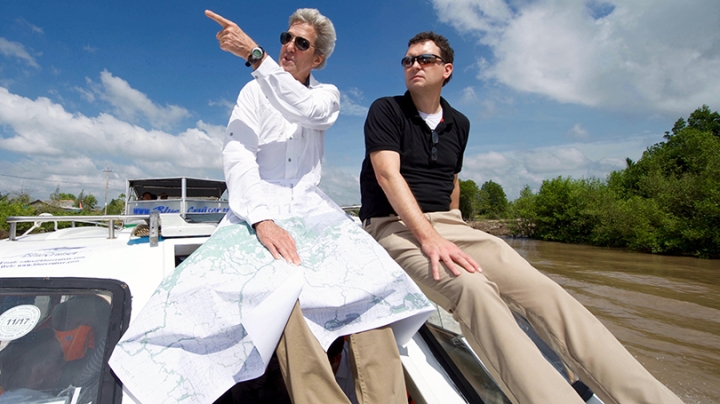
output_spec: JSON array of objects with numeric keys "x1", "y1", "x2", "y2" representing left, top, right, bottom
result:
[
  {"x1": 252, "y1": 219, "x2": 273, "y2": 230},
  {"x1": 245, "y1": 46, "x2": 265, "y2": 67}
]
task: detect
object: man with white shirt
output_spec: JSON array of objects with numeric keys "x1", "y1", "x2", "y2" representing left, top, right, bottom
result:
[
  {"x1": 205, "y1": 9, "x2": 432, "y2": 404},
  {"x1": 360, "y1": 31, "x2": 684, "y2": 404}
]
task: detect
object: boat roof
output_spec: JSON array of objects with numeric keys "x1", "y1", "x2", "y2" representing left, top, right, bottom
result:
[{"x1": 128, "y1": 177, "x2": 227, "y2": 198}]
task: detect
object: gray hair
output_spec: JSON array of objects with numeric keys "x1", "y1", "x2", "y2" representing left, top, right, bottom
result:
[{"x1": 289, "y1": 8, "x2": 336, "y2": 69}]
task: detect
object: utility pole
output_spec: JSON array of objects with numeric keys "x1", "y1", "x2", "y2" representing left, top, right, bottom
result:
[{"x1": 103, "y1": 167, "x2": 113, "y2": 215}]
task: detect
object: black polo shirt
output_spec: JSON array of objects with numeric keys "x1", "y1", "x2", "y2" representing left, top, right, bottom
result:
[{"x1": 359, "y1": 92, "x2": 470, "y2": 221}]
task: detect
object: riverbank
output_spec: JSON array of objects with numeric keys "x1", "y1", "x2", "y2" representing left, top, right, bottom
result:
[{"x1": 467, "y1": 219, "x2": 517, "y2": 237}]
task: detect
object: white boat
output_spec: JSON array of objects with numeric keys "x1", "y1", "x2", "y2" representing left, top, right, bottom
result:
[{"x1": 0, "y1": 177, "x2": 602, "y2": 404}]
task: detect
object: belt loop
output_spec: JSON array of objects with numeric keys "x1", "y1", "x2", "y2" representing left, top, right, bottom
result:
[{"x1": 364, "y1": 217, "x2": 371, "y2": 227}]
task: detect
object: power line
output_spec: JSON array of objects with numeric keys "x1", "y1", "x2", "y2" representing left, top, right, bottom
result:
[{"x1": 0, "y1": 173, "x2": 108, "y2": 186}]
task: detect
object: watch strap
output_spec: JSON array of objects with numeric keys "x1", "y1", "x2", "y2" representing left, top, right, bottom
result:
[{"x1": 245, "y1": 47, "x2": 265, "y2": 67}]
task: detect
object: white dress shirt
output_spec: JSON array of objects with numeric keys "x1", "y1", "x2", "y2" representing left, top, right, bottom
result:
[{"x1": 221, "y1": 57, "x2": 341, "y2": 227}]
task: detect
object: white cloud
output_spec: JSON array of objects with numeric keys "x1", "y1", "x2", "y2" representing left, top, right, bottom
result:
[
  {"x1": 461, "y1": 86, "x2": 478, "y2": 103},
  {"x1": 87, "y1": 70, "x2": 191, "y2": 130},
  {"x1": 568, "y1": 123, "x2": 589, "y2": 140},
  {"x1": 521, "y1": 147, "x2": 590, "y2": 173},
  {"x1": 208, "y1": 98, "x2": 235, "y2": 114},
  {"x1": 15, "y1": 18, "x2": 43, "y2": 35},
  {"x1": 0, "y1": 86, "x2": 224, "y2": 199},
  {"x1": 460, "y1": 134, "x2": 661, "y2": 198},
  {"x1": 74, "y1": 86, "x2": 95, "y2": 102},
  {"x1": 340, "y1": 87, "x2": 369, "y2": 117},
  {"x1": 319, "y1": 164, "x2": 361, "y2": 206},
  {"x1": 0, "y1": 37, "x2": 40, "y2": 68},
  {"x1": 464, "y1": 150, "x2": 510, "y2": 172},
  {"x1": 432, "y1": 0, "x2": 720, "y2": 115}
]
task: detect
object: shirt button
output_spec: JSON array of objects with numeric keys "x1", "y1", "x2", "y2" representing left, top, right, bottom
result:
[{"x1": 288, "y1": 158, "x2": 292, "y2": 162}]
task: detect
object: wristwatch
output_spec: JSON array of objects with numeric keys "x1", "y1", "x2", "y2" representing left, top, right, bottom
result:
[{"x1": 246, "y1": 47, "x2": 265, "y2": 67}]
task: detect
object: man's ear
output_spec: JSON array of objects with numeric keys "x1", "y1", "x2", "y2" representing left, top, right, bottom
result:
[
  {"x1": 443, "y1": 62, "x2": 453, "y2": 80},
  {"x1": 312, "y1": 53, "x2": 325, "y2": 69}
]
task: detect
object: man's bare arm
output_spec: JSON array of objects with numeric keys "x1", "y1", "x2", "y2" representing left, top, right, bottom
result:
[
  {"x1": 370, "y1": 150, "x2": 480, "y2": 280},
  {"x1": 450, "y1": 174, "x2": 460, "y2": 210}
]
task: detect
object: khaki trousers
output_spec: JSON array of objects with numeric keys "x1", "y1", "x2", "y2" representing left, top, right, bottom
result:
[
  {"x1": 275, "y1": 301, "x2": 407, "y2": 404},
  {"x1": 364, "y1": 210, "x2": 682, "y2": 404}
]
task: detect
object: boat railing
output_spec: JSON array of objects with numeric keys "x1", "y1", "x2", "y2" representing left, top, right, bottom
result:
[{"x1": 5, "y1": 212, "x2": 161, "y2": 245}]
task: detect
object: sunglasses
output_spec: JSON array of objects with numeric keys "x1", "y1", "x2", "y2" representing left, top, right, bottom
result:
[
  {"x1": 280, "y1": 31, "x2": 314, "y2": 52},
  {"x1": 401, "y1": 54, "x2": 445, "y2": 68},
  {"x1": 430, "y1": 130, "x2": 439, "y2": 162}
]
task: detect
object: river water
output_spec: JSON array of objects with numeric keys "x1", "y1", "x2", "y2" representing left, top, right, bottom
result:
[{"x1": 504, "y1": 238, "x2": 720, "y2": 404}]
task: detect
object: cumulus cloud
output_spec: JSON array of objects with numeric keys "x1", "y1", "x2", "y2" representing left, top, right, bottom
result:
[
  {"x1": 319, "y1": 164, "x2": 361, "y2": 206},
  {"x1": 568, "y1": 123, "x2": 589, "y2": 140},
  {"x1": 460, "y1": 135, "x2": 660, "y2": 198},
  {"x1": 0, "y1": 37, "x2": 40, "y2": 68},
  {"x1": 431, "y1": 0, "x2": 720, "y2": 115},
  {"x1": 86, "y1": 70, "x2": 191, "y2": 130},
  {"x1": 0, "y1": 86, "x2": 224, "y2": 199},
  {"x1": 340, "y1": 87, "x2": 369, "y2": 117},
  {"x1": 208, "y1": 98, "x2": 235, "y2": 114}
]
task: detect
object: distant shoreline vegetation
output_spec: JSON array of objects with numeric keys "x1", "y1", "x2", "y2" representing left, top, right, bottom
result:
[
  {"x1": 460, "y1": 105, "x2": 720, "y2": 259},
  {"x1": 0, "y1": 190, "x2": 126, "y2": 239}
]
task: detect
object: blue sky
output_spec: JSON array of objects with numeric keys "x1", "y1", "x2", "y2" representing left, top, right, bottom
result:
[{"x1": 1, "y1": 0, "x2": 719, "y2": 206}]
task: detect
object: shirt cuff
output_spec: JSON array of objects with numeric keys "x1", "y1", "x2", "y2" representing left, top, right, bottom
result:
[
  {"x1": 246, "y1": 207, "x2": 274, "y2": 228},
  {"x1": 251, "y1": 57, "x2": 283, "y2": 80}
]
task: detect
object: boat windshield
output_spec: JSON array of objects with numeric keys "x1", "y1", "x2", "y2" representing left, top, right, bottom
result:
[{"x1": 0, "y1": 280, "x2": 128, "y2": 404}]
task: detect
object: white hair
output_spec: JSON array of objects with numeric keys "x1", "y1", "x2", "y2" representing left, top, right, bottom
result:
[{"x1": 289, "y1": 8, "x2": 336, "y2": 69}]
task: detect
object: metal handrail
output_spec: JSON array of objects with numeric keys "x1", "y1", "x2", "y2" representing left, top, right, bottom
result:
[{"x1": 6, "y1": 213, "x2": 160, "y2": 242}]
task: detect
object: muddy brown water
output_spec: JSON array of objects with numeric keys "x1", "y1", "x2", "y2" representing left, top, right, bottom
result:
[{"x1": 503, "y1": 238, "x2": 720, "y2": 404}]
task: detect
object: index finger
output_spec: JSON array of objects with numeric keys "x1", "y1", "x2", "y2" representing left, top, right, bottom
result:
[{"x1": 205, "y1": 10, "x2": 233, "y2": 28}]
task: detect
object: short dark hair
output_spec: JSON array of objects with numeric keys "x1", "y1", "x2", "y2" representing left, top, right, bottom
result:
[{"x1": 408, "y1": 32, "x2": 454, "y2": 86}]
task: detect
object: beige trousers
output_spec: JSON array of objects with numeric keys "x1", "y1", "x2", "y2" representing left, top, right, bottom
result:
[
  {"x1": 365, "y1": 210, "x2": 683, "y2": 404},
  {"x1": 275, "y1": 301, "x2": 407, "y2": 404}
]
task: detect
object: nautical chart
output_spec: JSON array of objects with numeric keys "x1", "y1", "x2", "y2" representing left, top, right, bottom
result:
[{"x1": 109, "y1": 210, "x2": 433, "y2": 404}]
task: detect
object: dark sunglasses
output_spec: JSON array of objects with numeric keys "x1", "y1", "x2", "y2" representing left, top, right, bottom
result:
[
  {"x1": 430, "y1": 130, "x2": 439, "y2": 162},
  {"x1": 401, "y1": 54, "x2": 445, "y2": 68},
  {"x1": 280, "y1": 31, "x2": 314, "y2": 52}
]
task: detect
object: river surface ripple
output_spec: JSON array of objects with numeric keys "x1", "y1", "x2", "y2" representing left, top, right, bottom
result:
[{"x1": 506, "y1": 238, "x2": 720, "y2": 404}]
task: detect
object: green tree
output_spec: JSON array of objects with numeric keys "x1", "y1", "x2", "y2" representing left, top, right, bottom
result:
[
  {"x1": 509, "y1": 185, "x2": 537, "y2": 236},
  {"x1": 49, "y1": 186, "x2": 76, "y2": 202},
  {"x1": 478, "y1": 180, "x2": 508, "y2": 219},
  {"x1": 687, "y1": 104, "x2": 720, "y2": 137},
  {"x1": 80, "y1": 194, "x2": 98, "y2": 210},
  {"x1": 511, "y1": 105, "x2": 720, "y2": 257},
  {"x1": 106, "y1": 193, "x2": 126, "y2": 215},
  {"x1": 458, "y1": 179, "x2": 480, "y2": 220},
  {"x1": 671, "y1": 117, "x2": 686, "y2": 136},
  {"x1": 0, "y1": 193, "x2": 35, "y2": 234}
]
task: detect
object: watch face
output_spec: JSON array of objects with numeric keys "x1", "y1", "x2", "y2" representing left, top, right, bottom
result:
[{"x1": 251, "y1": 48, "x2": 263, "y2": 59}]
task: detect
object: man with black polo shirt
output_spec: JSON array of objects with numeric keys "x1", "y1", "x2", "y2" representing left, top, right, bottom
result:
[{"x1": 359, "y1": 31, "x2": 683, "y2": 404}]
